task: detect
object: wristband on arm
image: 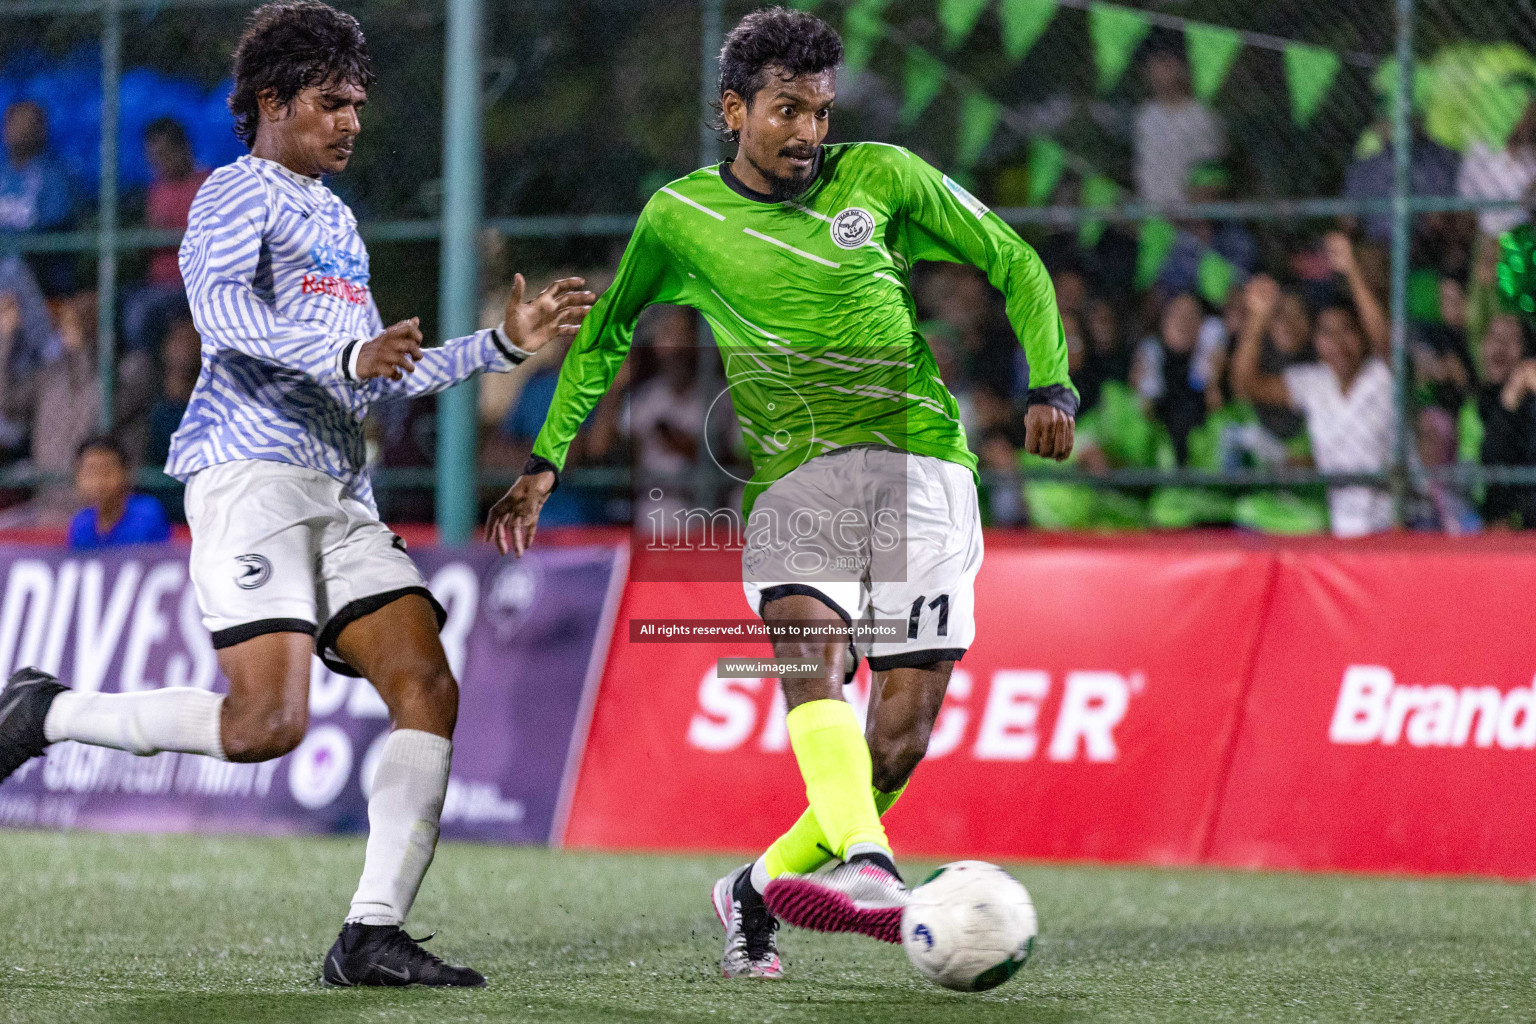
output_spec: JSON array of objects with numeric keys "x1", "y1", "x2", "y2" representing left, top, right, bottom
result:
[
  {"x1": 523, "y1": 454, "x2": 560, "y2": 492},
  {"x1": 1025, "y1": 383, "x2": 1079, "y2": 418},
  {"x1": 339, "y1": 339, "x2": 366, "y2": 382},
  {"x1": 491, "y1": 323, "x2": 535, "y2": 365}
]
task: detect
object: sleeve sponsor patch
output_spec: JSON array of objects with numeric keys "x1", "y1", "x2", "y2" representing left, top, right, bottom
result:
[{"x1": 943, "y1": 175, "x2": 991, "y2": 220}]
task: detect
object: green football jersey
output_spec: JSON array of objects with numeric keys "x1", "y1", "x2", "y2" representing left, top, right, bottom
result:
[{"x1": 532, "y1": 141, "x2": 1071, "y2": 513}]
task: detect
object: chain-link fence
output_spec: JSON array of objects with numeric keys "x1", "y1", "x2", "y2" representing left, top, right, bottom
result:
[{"x1": 1, "y1": 0, "x2": 1533, "y2": 536}]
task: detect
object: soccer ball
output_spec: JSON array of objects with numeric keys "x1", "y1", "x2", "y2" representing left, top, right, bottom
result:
[{"x1": 900, "y1": 860, "x2": 1037, "y2": 992}]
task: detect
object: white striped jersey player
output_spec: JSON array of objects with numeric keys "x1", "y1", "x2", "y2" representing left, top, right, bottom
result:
[
  {"x1": 169, "y1": 153, "x2": 519, "y2": 513},
  {"x1": 168, "y1": 153, "x2": 524, "y2": 661}
]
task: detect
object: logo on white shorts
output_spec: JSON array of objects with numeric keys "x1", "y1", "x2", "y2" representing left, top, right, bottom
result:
[
  {"x1": 830, "y1": 207, "x2": 876, "y2": 249},
  {"x1": 234, "y1": 553, "x2": 272, "y2": 590}
]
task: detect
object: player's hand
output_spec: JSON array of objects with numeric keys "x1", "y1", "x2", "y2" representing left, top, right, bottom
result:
[
  {"x1": 485, "y1": 470, "x2": 557, "y2": 557},
  {"x1": 1024, "y1": 404, "x2": 1074, "y2": 461},
  {"x1": 357, "y1": 318, "x2": 424, "y2": 381},
  {"x1": 500, "y1": 275, "x2": 596, "y2": 355}
]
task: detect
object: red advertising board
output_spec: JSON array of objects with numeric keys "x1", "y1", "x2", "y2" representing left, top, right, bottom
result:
[
  {"x1": 563, "y1": 542, "x2": 1274, "y2": 866},
  {"x1": 1205, "y1": 547, "x2": 1536, "y2": 877},
  {"x1": 566, "y1": 533, "x2": 1536, "y2": 877}
]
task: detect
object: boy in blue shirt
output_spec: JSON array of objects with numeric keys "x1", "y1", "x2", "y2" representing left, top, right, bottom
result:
[{"x1": 67, "y1": 436, "x2": 170, "y2": 549}]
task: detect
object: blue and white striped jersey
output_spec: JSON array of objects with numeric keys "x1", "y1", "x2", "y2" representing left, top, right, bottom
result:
[{"x1": 168, "y1": 154, "x2": 515, "y2": 512}]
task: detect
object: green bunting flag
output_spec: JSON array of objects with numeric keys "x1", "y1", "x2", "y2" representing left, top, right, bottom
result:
[
  {"x1": 1422, "y1": 44, "x2": 1536, "y2": 152},
  {"x1": 900, "y1": 48, "x2": 947, "y2": 126},
  {"x1": 1027, "y1": 137, "x2": 1066, "y2": 205},
  {"x1": 957, "y1": 92, "x2": 1005, "y2": 168},
  {"x1": 1078, "y1": 173, "x2": 1119, "y2": 248},
  {"x1": 842, "y1": 0, "x2": 891, "y2": 74},
  {"x1": 999, "y1": 0, "x2": 1058, "y2": 62},
  {"x1": 1185, "y1": 23, "x2": 1242, "y2": 101},
  {"x1": 939, "y1": 0, "x2": 991, "y2": 51},
  {"x1": 1283, "y1": 42, "x2": 1342, "y2": 127},
  {"x1": 1371, "y1": 57, "x2": 1434, "y2": 115},
  {"x1": 1196, "y1": 250, "x2": 1239, "y2": 306},
  {"x1": 1136, "y1": 217, "x2": 1177, "y2": 290},
  {"x1": 1089, "y1": 2, "x2": 1151, "y2": 94},
  {"x1": 1081, "y1": 173, "x2": 1120, "y2": 208}
]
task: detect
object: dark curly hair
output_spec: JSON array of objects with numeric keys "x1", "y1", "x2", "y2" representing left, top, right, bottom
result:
[
  {"x1": 227, "y1": 0, "x2": 376, "y2": 148},
  {"x1": 711, "y1": 7, "x2": 843, "y2": 143}
]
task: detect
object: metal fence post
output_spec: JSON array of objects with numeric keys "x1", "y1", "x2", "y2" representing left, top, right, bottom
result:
[
  {"x1": 436, "y1": 0, "x2": 484, "y2": 545},
  {"x1": 97, "y1": 0, "x2": 120, "y2": 432},
  {"x1": 1388, "y1": 0, "x2": 1415, "y2": 525},
  {"x1": 700, "y1": 0, "x2": 722, "y2": 166},
  {"x1": 693, "y1": 0, "x2": 725, "y2": 513}
]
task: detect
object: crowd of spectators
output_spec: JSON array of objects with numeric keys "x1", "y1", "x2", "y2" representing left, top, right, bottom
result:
[
  {"x1": 528, "y1": 56, "x2": 1536, "y2": 539},
  {"x1": 948, "y1": 48, "x2": 1536, "y2": 538},
  {"x1": 0, "y1": 100, "x2": 202, "y2": 539},
  {"x1": 7, "y1": 38, "x2": 1536, "y2": 541},
  {"x1": 399, "y1": 49, "x2": 1536, "y2": 539}
]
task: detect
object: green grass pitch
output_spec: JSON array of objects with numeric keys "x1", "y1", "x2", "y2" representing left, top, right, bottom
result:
[{"x1": 0, "y1": 830, "x2": 1530, "y2": 1023}]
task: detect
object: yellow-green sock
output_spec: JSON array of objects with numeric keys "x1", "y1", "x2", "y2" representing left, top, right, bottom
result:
[
  {"x1": 762, "y1": 807, "x2": 832, "y2": 879},
  {"x1": 784, "y1": 699, "x2": 889, "y2": 860},
  {"x1": 874, "y1": 782, "x2": 908, "y2": 818},
  {"x1": 761, "y1": 782, "x2": 908, "y2": 881}
]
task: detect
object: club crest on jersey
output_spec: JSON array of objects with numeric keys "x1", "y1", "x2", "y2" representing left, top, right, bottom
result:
[
  {"x1": 830, "y1": 207, "x2": 876, "y2": 249},
  {"x1": 234, "y1": 554, "x2": 272, "y2": 590}
]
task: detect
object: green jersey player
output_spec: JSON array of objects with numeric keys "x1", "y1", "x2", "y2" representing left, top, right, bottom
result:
[{"x1": 486, "y1": 6, "x2": 1074, "y2": 978}]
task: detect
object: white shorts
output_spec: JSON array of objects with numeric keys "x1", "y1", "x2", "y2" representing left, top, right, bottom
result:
[
  {"x1": 184, "y1": 459, "x2": 443, "y2": 676},
  {"x1": 742, "y1": 446, "x2": 983, "y2": 672}
]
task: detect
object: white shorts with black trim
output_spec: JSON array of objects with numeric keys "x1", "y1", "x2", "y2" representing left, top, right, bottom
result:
[
  {"x1": 741, "y1": 445, "x2": 983, "y2": 673},
  {"x1": 184, "y1": 459, "x2": 444, "y2": 676}
]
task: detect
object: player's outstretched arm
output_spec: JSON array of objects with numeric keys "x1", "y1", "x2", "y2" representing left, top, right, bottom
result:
[
  {"x1": 485, "y1": 469, "x2": 557, "y2": 557},
  {"x1": 357, "y1": 277, "x2": 596, "y2": 398},
  {"x1": 492, "y1": 204, "x2": 685, "y2": 543},
  {"x1": 485, "y1": 202, "x2": 687, "y2": 557},
  {"x1": 891, "y1": 150, "x2": 1077, "y2": 459},
  {"x1": 500, "y1": 274, "x2": 596, "y2": 356}
]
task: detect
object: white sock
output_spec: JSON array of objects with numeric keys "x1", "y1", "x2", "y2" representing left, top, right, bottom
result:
[
  {"x1": 347, "y1": 729, "x2": 452, "y2": 927},
  {"x1": 750, "y1": 855, "x2": 771, "y2": 895},
  {"x1": 43, "y1": 689, "x2": 226, "y2": 758}
]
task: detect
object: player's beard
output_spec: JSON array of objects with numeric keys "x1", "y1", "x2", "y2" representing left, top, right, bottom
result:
[{"x1": 749, "y1": 147, "x2": 821, "y2": 201}]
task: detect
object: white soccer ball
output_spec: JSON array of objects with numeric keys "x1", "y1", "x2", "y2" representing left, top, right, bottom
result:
[{"x1": 900, "y1": 860, "x2": 1037, "y2": 992}]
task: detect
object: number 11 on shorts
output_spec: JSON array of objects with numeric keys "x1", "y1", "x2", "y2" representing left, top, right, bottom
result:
[{"x1": 907, "y1": 594, "x2": 949, "y2": 639}]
